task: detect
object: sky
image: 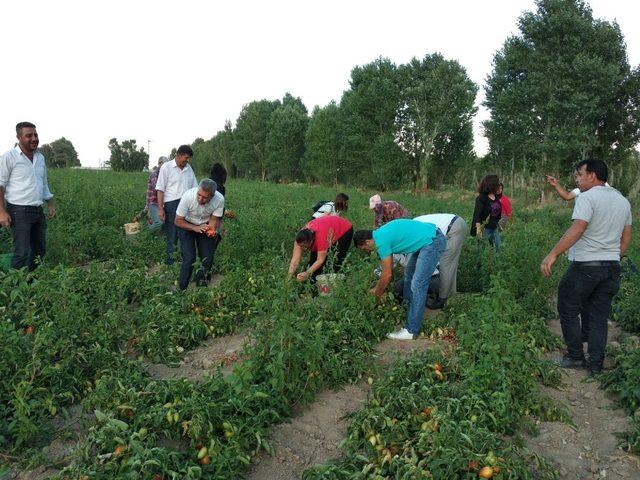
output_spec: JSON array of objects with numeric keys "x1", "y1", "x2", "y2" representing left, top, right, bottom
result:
[{"x1": 1, "y1": 0, "x2": 638, "y2": 168}]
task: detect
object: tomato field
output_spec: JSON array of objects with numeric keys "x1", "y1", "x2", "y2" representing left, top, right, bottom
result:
[{"x1": 1, "y1": 169, "x2": 639, "y2": 479}]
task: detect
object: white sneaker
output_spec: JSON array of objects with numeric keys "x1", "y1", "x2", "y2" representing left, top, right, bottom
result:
[{"x1": 387, "y1": 328, "x2": 415, "y2": 340}]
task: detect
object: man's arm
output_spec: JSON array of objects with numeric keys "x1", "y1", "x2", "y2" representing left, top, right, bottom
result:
[
  {"x1": 0, "y1": 187, "x2": 10, "y2": 226},
  {"x1": 621, "y1": 225, "x2": 632, "y2": 257},
  {"x1": 174, "y1": 214, "x2": 208, "y2": 233},
  {"x1": 371, "y1": 256, "x2": 393, "y2": 296},
  {"x1": 546, "y1": 176, "x2": 576, "y2": 201},
  {"x1": 157, "y1": 190, "x2": 165, "y2": 221},
  {"x1": 540, "y1": 219, "x2": 588, "y2": 277}
]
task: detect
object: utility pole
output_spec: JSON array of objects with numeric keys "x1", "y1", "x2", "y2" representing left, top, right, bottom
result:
[{"x1": 147, "y1": 139, "x2": 151, "y2": 159}]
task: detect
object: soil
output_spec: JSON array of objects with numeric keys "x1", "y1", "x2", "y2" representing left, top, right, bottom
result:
[
  {"x1": 524, "y1": 319, "x2": 640, "y2": 479},
  {"x1": 145, "y1": 332, "x2": 247, "y2": 381},
  {"x1": 247, "y1": 311, "x2": 442, "y2": 480}
]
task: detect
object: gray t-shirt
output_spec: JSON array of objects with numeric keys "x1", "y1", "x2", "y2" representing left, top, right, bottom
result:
[{"x1": 568, "y1": 185, "x2": 632, "y2": 261}]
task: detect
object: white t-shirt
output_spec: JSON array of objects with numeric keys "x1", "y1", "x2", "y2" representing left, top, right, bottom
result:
[
  {"x1": 176, "y1": 188, "x2": 225, "y2": 225},
  {"x1": 413, "y1": 214, "x2": 456, "y2": 234},
  {"x1": 571, "y1": 182, "x2": 610, "y2": 198},
  {"x1": 312, "y1": 202, "x2": 337, "y2": 219},
  {"x1": 568, "y1": 186, "x2": 632, "y2": 261},
  {"x1": 155, "y1": 160, "x2": 198, "y2": 203}
]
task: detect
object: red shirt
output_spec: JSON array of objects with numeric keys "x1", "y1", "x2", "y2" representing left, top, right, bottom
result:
[
  {"x1": 499, "y1": 194, "x2": 512, "y2": 219},
  {"x1": 305, "y1": 216, "x2": 352, "y2": 252}
]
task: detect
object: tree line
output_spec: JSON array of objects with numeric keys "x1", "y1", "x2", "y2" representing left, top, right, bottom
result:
[
  {"x1": 186, "y1": 0, "x2": 639, "y2": 192},
  {"x1": 48, "y1": 0, "x2": 640, "y2": 194}
]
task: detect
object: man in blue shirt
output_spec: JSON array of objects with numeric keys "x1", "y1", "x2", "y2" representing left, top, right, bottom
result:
[{"x1": 354, "y1": 219, "x2": 446, "y2": 340}]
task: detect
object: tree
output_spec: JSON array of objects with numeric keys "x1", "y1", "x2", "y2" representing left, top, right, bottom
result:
[
  {"x1": 339, "y1": 57, "x2": 405, "y2": 187},
  {"x1": 303, "y1": 102, "x2": 345, "y2": 185},
  {"x1": 396, "y1": 54, "x2": 477, "y2": 190},
  {"x1": 107, "y1": 138, "x2": 149, "y2": 172},
  {"x1": 484, "y1": 0, "x2": 640, "y2": 178},
  {"x1": 265, "y1": 94, "x2": 308, "y2": 182},
  {"x1": 40, "y1": 137, "x2": 80, "y2": 168},
  {"x1": 210, "y1": 120, "x2": 235, "y2": 176},
  {"x1": 233, "y1": 99, "x2": 280, "y2": 180}
]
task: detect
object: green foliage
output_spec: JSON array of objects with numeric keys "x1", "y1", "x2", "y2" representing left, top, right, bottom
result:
[
  {"x1": 233, "y1": 99, "x2": 281, "y2": 180},
  {"x1": 265, "y1": 95, "x2": 308, "y2": 182},
  {"x1": 40, "y1": 137, "x2": 80, "y2": 168},
  {"x1": 396, "y1": 54, "x2": 478, "y2": 190},
  {"x1": 107, "y1": 138, "x2": 149, "y2": 172},
  {"x1": 484, "y1": 0, "x2": 640, "y2": 177},
  {"x1": 303, "y1": 102, "x2": 344, "y2": 185}
]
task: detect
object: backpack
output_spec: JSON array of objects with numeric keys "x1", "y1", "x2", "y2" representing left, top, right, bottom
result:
[{"x1": 312, "y1": 200, "x2": 330, "y2": 213}]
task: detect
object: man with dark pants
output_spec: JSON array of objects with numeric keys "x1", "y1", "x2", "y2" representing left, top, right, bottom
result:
[
  {"x1": 156, "y1": 145, "x2": 198, "y2": 264},
  {"x1": 174, "y1": 179, "x2": 224, "y2": 290},
  {"x1": 354, "y1": 219, "x2": 446, "y2": 340},
  {"x1": 0, "y1": 122, "x2": 56, "y2": 270},
  {"x1": 541, "y1": 158, "x2": 632, "y2": 375}
]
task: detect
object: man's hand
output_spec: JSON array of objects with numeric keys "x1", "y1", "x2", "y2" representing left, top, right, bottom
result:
[
  {"x1": 47, "y1": 204, "x2": 56, "y2": 219},
  {"x1": 0, "y1": 211, "x2": 10, "y2": 227},
  {"x1": 369, "y1": 287, "x2": 382, "y2": 297},
  {"x1": 158, "y1": 208, "x2": 166, "y2": 222},
  {"x1": 540, "y1": 253, "x2": 557, "y2": 277},
  {"x1": 545, "y1": 175, "x2": 559, "y2": 187},
  {"x1": 476, "y1": 225, "x2": 483, "y2": 240},
  {"x1": 193, "y1": 224, "x2": 209, "y2": 234},
  {"x1": 296, "y1": 271, "x2": 309, "y2": 282}
]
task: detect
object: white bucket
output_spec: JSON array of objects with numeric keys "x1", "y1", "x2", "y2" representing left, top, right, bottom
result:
[
  {"x1": 316, "y1": 273, "x2": 345, "y2": 296},
  {"x1": 124, "y1": 222, "x2": 140, "y2": 236}
]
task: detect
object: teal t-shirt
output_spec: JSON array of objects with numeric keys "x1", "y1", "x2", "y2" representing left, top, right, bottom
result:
[{"x1": 372, "y1": 219, "x2": 437, "y2": 260}]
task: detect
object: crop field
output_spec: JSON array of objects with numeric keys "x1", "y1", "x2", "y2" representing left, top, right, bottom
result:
[{"x1": 0, "y1": 169, "x2": 639, "y2": 480}]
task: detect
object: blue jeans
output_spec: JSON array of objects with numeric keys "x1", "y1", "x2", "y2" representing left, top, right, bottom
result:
[
  {"x1": 177, "y1": 227, "x2": 219, "y2": 290},
  {"x1": 7, "y1": 203, "x2": 47, "y2": 271},
  {"x1": 558, "y1": 261, "x2": 621, "y2": 370},
  {"x1": 484, "y1": 227, "x2": 501, "y2": 250},
  {"x1": 402, "y1": 230, "x2": 447, "y2": 335},
  {"x1": 163, "y1": 199, "x2": 180, "y2": 264},
  {"x1": 147, "y1": 203, "x2": 162, "y2": 233}
]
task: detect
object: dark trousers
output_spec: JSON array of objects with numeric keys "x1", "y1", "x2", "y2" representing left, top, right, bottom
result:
[
  {"x1": 308, "y1": 227, "x2": 354, "y2": 283},
  {"x1": 163, "y1": 199, "x2": 180, "y2": 265},
  {"x1": 557, "y1": 262, "x2": 621, "y2": 370},
  {"x1": 7, "y1": 203, "x2": 47, "y2": 271},
  {"x1": 177, "y1": 228, "x2": 218, "y2": 290}
]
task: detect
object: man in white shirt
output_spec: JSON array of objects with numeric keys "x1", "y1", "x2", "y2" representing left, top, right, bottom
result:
[
  {"x1": 413, "y1": 213, "x2": 467, "y2": 309},
  {"x1": 541, "y1": 158, "x2": 632, "y2": 376},
  {"x1": 155, "y1": 145, "x2": 198, "y2": 264},
  {"x1": 175, "y1": 178, "x2": 225, "y2": 290},
  {"x1": 0, "y1": 122, "x2": 56, "y2": 270}
]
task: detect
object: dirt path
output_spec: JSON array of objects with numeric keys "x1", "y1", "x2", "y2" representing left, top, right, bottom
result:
[
  {"x1": 145, "y1": 331, "x2": 247, "y2": 381},
  {"x1": 525, "y1": 319, "x2": 640, "y2": 479},
  {"x1": 247, "y1": 313, "x2": 443, "y2": 480}
]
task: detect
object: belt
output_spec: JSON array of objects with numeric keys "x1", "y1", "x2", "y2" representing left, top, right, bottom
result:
[
  {"x1": 6, "y1": 202, "x2": 43, "y2": 211},
  {"x1": 571, "y1": 260, "x2": 620, "y2": 267},
  {"x1": 445, "y1": 215, "x2": 459, "y2": 234}
]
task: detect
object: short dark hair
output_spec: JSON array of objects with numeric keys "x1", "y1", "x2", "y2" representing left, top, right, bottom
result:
[
  {"x1": 478, "y1": 175, "x2": 500, "y2": 194},
  {"x1": 295, "y1": 228, "x2": 315, "y2": 245},
  {"x1": 16, "y1": 122, "x2": 36, "y2": 135},
  {"x1": 334, "y1": 193, "x2": 349, "y2": 212},
  {"x1": 176, "y1": 145, "x2": 194, "y2": 157},
  {"x1": 210, "y1": 162, "x2": 227, "y2": 185},
  {"x1": 353, "y1": 230, "x2": 373, "y2": 247},
  {"x1": 576, "y1": 157, "x2": 608, "y2": 182}
]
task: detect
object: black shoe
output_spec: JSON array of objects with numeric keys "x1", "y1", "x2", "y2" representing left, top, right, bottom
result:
[
  {"x1": 556, "y1": 354, "x2": 587, "y2": 369},
  {"x1": 426, "y1": 297, "x2": 447, "y2": 310}
]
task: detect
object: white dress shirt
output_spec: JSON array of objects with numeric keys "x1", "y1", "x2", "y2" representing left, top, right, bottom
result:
[
  {"x1": 176, "y1": 188, "x2": 225, "y2": 225},
  {"x1": 0, "y1": 147, "x2": 54, "y2": 206},
  {"x1": 155, "y1": 160, "x2": 198, "y2": 203},
  {"x1": 413, "y1": 214, "x2": 456, "y2": 234}
]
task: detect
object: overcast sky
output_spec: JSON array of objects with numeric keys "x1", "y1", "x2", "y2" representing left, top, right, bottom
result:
[{"x1": 1, "y1": 0, "x2": 638, "y2": 167}]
